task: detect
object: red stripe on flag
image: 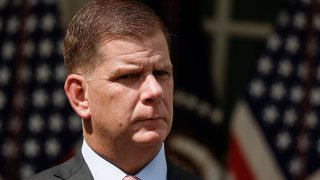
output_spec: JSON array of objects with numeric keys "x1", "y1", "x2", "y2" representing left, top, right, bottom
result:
[{"x1": 228, "y1": 134, "x2": 256, "y2": 180}]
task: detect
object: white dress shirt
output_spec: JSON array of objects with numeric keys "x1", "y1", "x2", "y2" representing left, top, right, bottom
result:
[{"x1": 82, "y1": 140, "x2": 167, "y2": 180}]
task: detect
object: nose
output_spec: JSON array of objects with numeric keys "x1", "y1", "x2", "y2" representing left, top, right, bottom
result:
[{"x1": 140, "y1": 75, "x2": 163, "y2": 103}]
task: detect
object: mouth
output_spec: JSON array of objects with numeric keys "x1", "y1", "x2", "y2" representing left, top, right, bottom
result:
[
  {"x1": 132, "y1": 116, "x2": 167, "y2": 125},
  {"x1": 136, "y1": 117, "x2": 165, "y2": 122},
  {"x1": 133, "y1": 118, "x2": 167, "y2": 132}
]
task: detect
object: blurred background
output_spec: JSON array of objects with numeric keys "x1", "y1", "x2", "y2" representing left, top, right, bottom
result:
[{"x1": 3, "y1": 0, "x2": 320, "y2": 179}]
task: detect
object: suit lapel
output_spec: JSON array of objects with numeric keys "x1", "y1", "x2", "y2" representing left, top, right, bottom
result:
[
  {"x1": 167, "y1": 159, "x2": 201, "y2": 180},
  {"x1": 50, "y1": 152, "x2": 199, "y2": 180},
  {"x1": 167, "y1": 160, "x2": 182, "y2": 180},
  {"x1": 54, "y1": 152, "x2": 93, "y2": 180}
]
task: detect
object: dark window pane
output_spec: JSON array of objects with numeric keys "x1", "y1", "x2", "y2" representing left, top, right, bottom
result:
[{"x1": 232, "y1": 0, "x2": 285, "y2": 23}]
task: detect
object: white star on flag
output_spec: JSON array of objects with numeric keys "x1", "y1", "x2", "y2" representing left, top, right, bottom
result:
[{"x1": 228, "y1": 1, "x2": 320, "y2": 179}]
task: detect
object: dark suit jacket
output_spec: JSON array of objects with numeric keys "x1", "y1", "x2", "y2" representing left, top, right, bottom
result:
[{"x1": 26, "y1": 152, "x2": 202, "y2": 180}]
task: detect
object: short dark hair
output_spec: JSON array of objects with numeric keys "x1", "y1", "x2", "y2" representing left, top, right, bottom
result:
[{"x1": 63, "y1": 0, "x2": 169, "y2": 76}]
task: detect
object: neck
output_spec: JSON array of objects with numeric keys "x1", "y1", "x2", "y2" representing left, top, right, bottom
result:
[{"x1": 84, "y1": 135, "x2": 162, "y2": 175}]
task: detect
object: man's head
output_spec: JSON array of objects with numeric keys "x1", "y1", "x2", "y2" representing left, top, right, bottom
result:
[
  {"x1": 63, "y1": 0, "x2": 174, "y2": 161},
  {"x1": 63, "y1": 0, "x2": 169, "y2": 77}
]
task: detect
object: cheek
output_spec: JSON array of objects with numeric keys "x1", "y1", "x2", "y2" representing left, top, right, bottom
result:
[
  {"x1": 88, "y1": 87, "x2": 133, "y2": 137},
  {"x1": 89, "y1": 85, "x2": 138, "y2": 123},
  {"x1": 160, "y1": 81, "x2": 174, "y2": 126},
  {"x1": 89, "y1": 83, "x2": 124, "y2": 108},
  {"x1": 164, "y1": 80, "x2": 174, "y2": 107}
]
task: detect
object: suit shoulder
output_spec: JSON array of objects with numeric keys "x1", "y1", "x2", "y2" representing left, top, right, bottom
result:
[
  {"x1": 24, "y1": 163, "x2": 64, "y2": 180},
  {"x1": 167, "y1": 161, "x2": 203, "y2": 180},
  {"x1": 24, "y1": 155, "x2": 79, "y2": 180}
]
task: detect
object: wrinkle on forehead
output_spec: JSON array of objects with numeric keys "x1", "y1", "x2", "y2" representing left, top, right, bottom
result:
[
  {"x1": 93, "y1": 32, "x2": 171, "y2": 78},
  {"x1": 100, "y1": 41, "x2": 161, "y2": 60},
  {"x1": 97, "y1": 32, "x2": 169, "y2": 61}
]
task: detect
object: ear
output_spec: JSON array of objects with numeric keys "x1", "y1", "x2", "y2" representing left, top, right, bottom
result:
[{"x1": 64, "y1": 74, "x2": 91, "y2": 120}]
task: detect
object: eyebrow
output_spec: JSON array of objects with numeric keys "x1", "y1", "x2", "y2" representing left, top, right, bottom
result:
[
  {"x1": 110, "y1": 61, "x2": 173, "y2": 75},
  {"x1": 110, "y1": 65, "x2": 143, "y2": 75}
]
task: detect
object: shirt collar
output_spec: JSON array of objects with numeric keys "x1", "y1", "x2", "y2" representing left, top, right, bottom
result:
[{"x1": 82, "y1": 140, "x2": 167, "y2": 180}]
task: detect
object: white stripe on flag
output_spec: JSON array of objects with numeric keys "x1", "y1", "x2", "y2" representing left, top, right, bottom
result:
[{"x1": 232, "y1": 100, "x2": 284, "y2": 180}]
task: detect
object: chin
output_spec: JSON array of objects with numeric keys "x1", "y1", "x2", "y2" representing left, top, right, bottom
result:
[{"x1": 132, "y1": 129, "x2": 167, "y2": 147}]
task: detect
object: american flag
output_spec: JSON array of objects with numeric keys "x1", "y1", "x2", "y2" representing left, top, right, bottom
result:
[
  {"x1": 228, "y1": 0, "x2": 320, "y2": 179},
  {"x1": 0, "y1": 0, "x2": 82, "y2": 179}
]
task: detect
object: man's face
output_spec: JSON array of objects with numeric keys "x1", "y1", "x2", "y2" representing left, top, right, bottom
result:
[{"x1": 85, "y1": 32, "x2": 173, "y2": 148}]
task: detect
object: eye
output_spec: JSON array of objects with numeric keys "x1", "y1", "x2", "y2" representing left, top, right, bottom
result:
[
  {"x1": 116, "y1": 73, "x2": 141, "y2": 81},
  {"x1": 153, "y1": 70, "x2": 171, "y2": 79}
]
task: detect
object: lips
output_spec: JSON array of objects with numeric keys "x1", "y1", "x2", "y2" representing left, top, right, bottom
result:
[
  {"x1": 132, "y1": 113, "x2": 167, "y2": 123},
  {"x1": 133, "y1": 111, "x2": 165, "y2": 120},
  {"x1": 136, "y1": 117, "x2": 165, "y2": 122}
]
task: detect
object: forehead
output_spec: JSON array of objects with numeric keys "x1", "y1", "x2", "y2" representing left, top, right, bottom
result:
[{"x1": 98, "y1": 32, "x2": 169, "y2": 61}]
